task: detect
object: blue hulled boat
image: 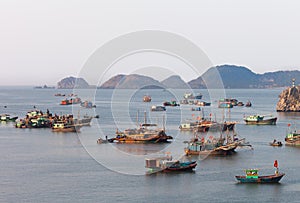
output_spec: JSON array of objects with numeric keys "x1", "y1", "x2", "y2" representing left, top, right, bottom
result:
[{"x1": 235, "y1": 161, "x2": 284, "y2": 183}]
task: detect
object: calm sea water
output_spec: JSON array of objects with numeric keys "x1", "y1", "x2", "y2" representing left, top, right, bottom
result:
[{"x1": 1, "y1": 87, "x2": 300, "y2": 202}]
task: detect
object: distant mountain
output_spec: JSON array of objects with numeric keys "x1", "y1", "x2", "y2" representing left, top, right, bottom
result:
[
  {"x1": 99, "y1": 74, "x2": 126, "y2": 89},
  {"x1": 160, "y1": 75, "x2": 190, "y2": 89},
  {"x1": 188, "y1": 65, "x2": 300, "y2": 89},
  {"x1": 57, "y1": 76, "x2": 90, "y2": 89},
  {"x1": 259, "y1": 71, "x2": 300, "y2": 88},
  {"x1": 99, "y1": 74, "x2": 163, "y2": 89}
]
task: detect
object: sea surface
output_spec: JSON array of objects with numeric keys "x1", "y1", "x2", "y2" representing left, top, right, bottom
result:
[{"x1": 1, "y1": 87, "x2": 300, "y2": 203}]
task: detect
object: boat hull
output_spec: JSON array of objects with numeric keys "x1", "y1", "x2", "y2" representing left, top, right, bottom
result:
[
  {"x1": 269, "y1": 142, "x2": 283, "y2": 147},
  {"x1": 185, "y1": 146, "x2": 236, "y2": 156},
  {"x1": 235, "y1": 173, "x2": 285, "y2": 183},
  {"x1": 285, "y1": 133, "x2": 300, "y2": 146},
  {"x1": 52, "y1": 125, "x2": 81, "y2": 132},
  {"x1": 110, "y1": 136, "x2": 173, "y2": 143},
  {"x1": 162, "y1": 161, "x2": 197, "y2": 172},
  {"x1": 285, "y1": 140, "x2": 300, "y2": 146},
  {"x1": 147, "y1": 161, "x2": 197, "y2": 173}
]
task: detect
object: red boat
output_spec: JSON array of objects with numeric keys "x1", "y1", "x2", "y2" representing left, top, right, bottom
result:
[{"x1": 60, "y1": 97, "x2": 81, "y2": 105}]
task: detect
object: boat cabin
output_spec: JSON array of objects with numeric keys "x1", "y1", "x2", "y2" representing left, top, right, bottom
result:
[{"x1": 245, "y1": 169, "x2": 259, "y2": 179}]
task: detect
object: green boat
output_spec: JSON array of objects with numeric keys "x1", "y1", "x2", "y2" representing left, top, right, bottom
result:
[
  {"x1": 235, "y1": 169, "x2": 284, "y2": 183},
  {"x1": 285, "y1": 129, "x2": 300, "y2": 146},
  {"x1": 236, "y1": 160, "x2": 284, "y2": 183}
]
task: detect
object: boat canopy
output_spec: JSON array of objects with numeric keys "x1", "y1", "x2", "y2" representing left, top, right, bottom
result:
[{"x1": 245, "y1": 169, "x2": 259, "y2": 178}]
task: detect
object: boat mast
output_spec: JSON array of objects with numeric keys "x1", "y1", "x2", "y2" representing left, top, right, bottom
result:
[
  {"x1": 144, "y1": 111, "x2": 147, "y2": 124},
  {"x1": 136, "y1": 110, "x2": 139, "y2": 127},
  {"x1": 163, "y1": 115, "x2": 165, "y2": 131}
]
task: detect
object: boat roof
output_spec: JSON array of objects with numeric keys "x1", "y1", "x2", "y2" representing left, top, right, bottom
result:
[{"x1": 142, "y1": 123, "x2": 157, "y2": 127}]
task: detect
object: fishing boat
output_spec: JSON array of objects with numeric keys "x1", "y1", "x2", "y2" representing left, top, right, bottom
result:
[
  {"x1": 191, "y1": 107, "x2": 201, "y2": 111},
  {"x1": 179, "y1": 121, "x2": 199, "y2": 131},
  {"x1": 269, "y1": 139, "x2": 283, "y2": 147},
  {"x1": 60, "y1": 97, "x2": 81, "y2": 105},
  {"x1": 80, "y1": 101, "x2": 96, "y2": 108},
  {"x1": 54, "y1": 93, "x2": 65, "y2": 96},
  {"x1": 184, "y1": 135, "x2": 238, "y2": 156},
  {"x1": 108, "y1": 112, "x2": 172, "y2": 143},
  {"x1": 193, "y1": 120, "x2": 237, "y2": 132},
  {"x1": 29, "y1": 117, "x2": 52, "y2": 128},
  {"x1": 74, "y1": 115, "x2": 93, "y2": 126},
  {"x1": 52, "y1": 121, "x2": 81, "y2": 132},
  {"x1": 179, "y1": 119, "x2": 236, "y2": 132},
  {"x1": 285, "y1": 125, "x2": 300, "y2": 146},
  {"x1": 109, "y1": 125, "x2": 173, "y2": 143},
  {"x1": 151, "y1": 105, "x2": 166, "y2": 111},
  {"x1": 237, "y1": 101, "x2": 244, "y2": 106},
  {"x1": 145, "y1": 156, "x2": 197, "y2": 173},
  {"x1": 163, "y1": 100, "x2": 180, "y2": 106},
  {"x1": 197, "y1": 101, "x2": 211, "y2": 106},
  {"x1": 218, "y1": 99, "x2": 233, "y2": 108},
  {"x1": 245, "y1": 101, "x2": 252, "y2": 107},
  {"x1": 235, "y1": 160, "x2": 285, "y2": 183},
  {"x1": 143, "y1": 95, "x2": 152, "y2": 102},
  {"x1": 244, "y1": 114, "x2": 277, "y2": 125},
  {"x1": 183, "y1": 92, "x2": 202, "y2": 100},
  {"x1": 0, "y1": 114, "x2": 18, "y2": 122},
  {"x1": 184, "y1": 131, "x2": 251, "y2": 156},
  {"x1": 97, "y1": 137, "x2": 109, "y2": 144},
  {"x1": 15, "y1": 110, "x2": 54, "y2": 128}
]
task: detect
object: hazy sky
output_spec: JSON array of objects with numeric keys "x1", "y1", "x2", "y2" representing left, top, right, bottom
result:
[{"x1": 1, "y1": 0, "x2": 300, "y2": 86}]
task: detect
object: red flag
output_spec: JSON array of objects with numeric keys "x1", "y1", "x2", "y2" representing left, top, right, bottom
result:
[
  {"x1": 274, "y1": 160, "x2": 278, "y2": 168},
  {"x1": 288, "y1": 123, "x2": 291, "y2": 127}
]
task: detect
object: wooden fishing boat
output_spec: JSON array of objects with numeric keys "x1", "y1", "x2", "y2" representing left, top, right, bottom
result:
[
  {"x1": 80, "y1": 101, "x2": 96, "y2": 108},
  {"x1": 179, "y1": 119, "x2": 236, "y2": 132},
  {"x1": 245, "y1": 101, "x2": 252, "y2": 107},
  {"x1": 269, "y1": 140, "x2": 283, "y2": 147},
  {"x1": 163, "y1": 100, "x2": 180, "y2": 106},
  {"x1": 236, "y1": 170, "x2": 284, "y2": 183},
  {"x1": 218, "y1": 102, "x2": 233, "y2": 108},
  {"x1": 193, "y1": 121, "x2": 237, "y2": 132},
  {"x1": 237, "y1": 101, "x2": 244, "y2": 106},
  {"x1": 183, "y1": 92, "x2": 202, "y2": 100},
  {"x1": 109, "y1": 125, "x2": 173, "y2": 143},
  {"x1": 54, "y1": 93, "x2": 66, "y2": 96},
  {"x1": 151, "y1": 105, "x2": 166, "y2": 111},
  {"x1": 244, "y1": 114, "x2": 277, "y2": 125},
  {"x1": 0, "y1": 114, "x2": 18, "y2": 122},
  {"x1": 185, "y1": 141, "x2": 237, "y2": 156},
  {"x1": 60, "y1": 97, "x2": 81, "y2": 105},
  {"x1": 52, "y1": 122, "x2": 81, "y2": 132},
  {"x1": 285, "y1": 128, "x2": 300, "y2": 146},
  {"x1": 191, "y1": 107, "x2": 201, "y2": 111},
  {"x1": 197, "y1": 101, "x2": 211, "y2": 106},
  {"x1": 184, "y1": 135, "x2": 238, "y2": 156},
  {"x1": 184, "y1": 132, "x2": 251, "y2": 156},
  {"x1": 236, "y1": 161, "x2": 284, "y2": 183},
  {"x1": 218, "y1": 99, "x2": 233, "y2": 108},
  {"x1": 109, "y1": 111, "x2": 172, "y2": 143},
  {"x1": 145, "y1": 156, "x2": 197, "y2": 173},
  {"x1": 143, "y1": 95, "x2": 152, "y2": 102},
  {"x1": 74, "y1": 116, "x2": 93, "y2": 126}
]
